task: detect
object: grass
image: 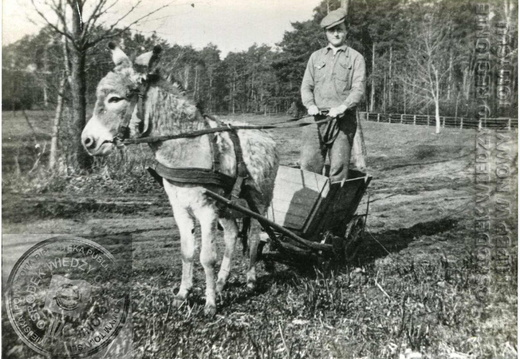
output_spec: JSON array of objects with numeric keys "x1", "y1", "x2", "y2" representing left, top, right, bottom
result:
[
  {"x1": 2, "y1": 110, "x2": 473, "y2": 196},
  {"x1": 2, "y1": 111, "x2": 518, "y2": 358},
  {"x1": 127, "y1": 242, "x2": 517, "y2": 358}
]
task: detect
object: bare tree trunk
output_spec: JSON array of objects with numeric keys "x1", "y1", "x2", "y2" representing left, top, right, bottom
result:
[
  {"x1": 388, "y1": 46, "x2": 393, "y2": 109},
  {"x1": 208, "y1": 76, "x2": 213, "y2": 112},
  {"x1": 232, "y1": 69, "x2": 236, "y2": 114},
  {"x1": 49, "y1": 77, "x2": 66, "y2": 169},
  {"x1": 194, "y1": 66, "x2": 199, "y2": 101},
  {"x1": 403, "y1": 83, "x2": 407, "y2": 114},
  {"x1": 455, "y1": 91, "x2": 460, "y2": 118},
  {"x1": 250, "y1": 71, "x2": 254, "y2": 112},
  {"x1": 43, "y1": 87, "x2": 49, "y2": 108},
  {"x1": 434, "y1": 69, "x2": 441, "y2": 134},
  {"x1": 382, "y1": 74, "x2": 387, "y2": 113},
  {"x1": 69, "y1": 1, "x2": 92, "y2": 171},
  {"x1": 183, "y1": 65, "x2": 190, "y2": 91},
  {"x1": 69, "y1": 46, "x2": 92, "y2": 170},
  {"x1": 370, "y1": 43, "x2": 376, "y2": 112},
  {"x1": 435, "y1": 99, "x2": 441, "y2": 134},
  {"x1": 447, "y1": 50, "x2": 453, "y2": 100},
  {"x1": 43, "y1": 41, "x2": 50, "y2": 108},
  {"x1": 341, "y1": 0, "x2": 349, "y2": 15},
  {"x1": 462, "y1": 67, "x2": 472, "y2": 101}
]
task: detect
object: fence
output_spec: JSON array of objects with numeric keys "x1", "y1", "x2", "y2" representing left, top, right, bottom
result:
[{"x1": 360, "y1": 112, "x2": 518, "y2": 130}]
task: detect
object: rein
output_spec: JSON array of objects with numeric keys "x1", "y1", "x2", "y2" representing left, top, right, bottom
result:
[
  {"x1": 121, "y1": 115, "x2": 336, "y2": 145},
  {"x1": 112, "y1": 69, "x2": 334, "y2": 146}
]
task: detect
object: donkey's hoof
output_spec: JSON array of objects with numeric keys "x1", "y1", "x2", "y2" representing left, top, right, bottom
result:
[
  {"x1": 204, "y1": 304, "x2": 216, "y2": 317},
  {"x1": 173, "y1": 295, "x2": 185, "y2": 308}
]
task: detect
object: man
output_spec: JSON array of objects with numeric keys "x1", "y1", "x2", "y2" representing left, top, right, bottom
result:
[{"x1": 300, "y1": 8, "x2": 366, "y2": 182}]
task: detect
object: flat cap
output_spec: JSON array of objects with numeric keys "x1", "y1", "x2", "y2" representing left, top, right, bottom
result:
[{"x1": 320, "y1": 9, "x2": 347, "y2": 29}]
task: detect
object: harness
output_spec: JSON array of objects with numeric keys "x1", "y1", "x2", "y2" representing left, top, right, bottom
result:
[
  {"x1": 116, "y1": 77, "x2": 336, "y2": 202},
  {"x1": 116, "y1": 79, "x2": 250, "y2": 199},
  {"x1": 148, "y1": 114, "x2": 249, "y2": 199},
  {"x1": 114, "y1": 75, "x2": 158, "y2": 144}
]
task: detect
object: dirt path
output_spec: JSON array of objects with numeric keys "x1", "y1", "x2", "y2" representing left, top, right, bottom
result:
[{"x1": 3, "y1": 155, "x2": 474, "y2": 269}]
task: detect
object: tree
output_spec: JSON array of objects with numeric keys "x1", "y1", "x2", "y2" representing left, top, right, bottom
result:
[
  {"x1": 198, "y1": 44, "x2": 221, "y2": 112},
  {"x1": 273, "y1": 20, "x2": 324, "y2": 110},
  {"x1": 32, "y1": 0, "x2": 168, "y2": 171},
  {"x1": 402, "y1": 14, "x2": 454, "y2": 134}
]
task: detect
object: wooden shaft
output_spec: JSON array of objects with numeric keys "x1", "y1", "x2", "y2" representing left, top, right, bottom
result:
[{"x1": 204, "y1": 190, "x2": 332, "y2": 252}]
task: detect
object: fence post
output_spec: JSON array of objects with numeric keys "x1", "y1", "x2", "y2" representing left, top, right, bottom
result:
[
  {"x1": 460, "y1": 117, "x2": 463, "y2": 129},
  {"x1": 377, "y1": 113, "x2": 380, "y2": 122},
  {"x1": 401, "y1": 114, "x2": 404, "y2": 124},
  {"x1": 413, "y1": 115, "x2": 416, "y2": 125},
  {"x1": 442, "y1": 117, "x2": 445, "y2": 127},
  {"x1": 388, "y1": 114, "x2": 391, "y2": 123},
  {"x1": 427, "y1": 116, "x2": 430, "y2": 126},
  {"x1": 508, "y1": 118, "x2": 511, "y2": 130},
  {"x1": 478, "y1": 118, "x2": 482, "y2": 130}
]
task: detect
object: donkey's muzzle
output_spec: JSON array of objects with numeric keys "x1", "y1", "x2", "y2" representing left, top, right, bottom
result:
[{"x1": 82, "y1": 135, "x2": 97, "y2": 151}]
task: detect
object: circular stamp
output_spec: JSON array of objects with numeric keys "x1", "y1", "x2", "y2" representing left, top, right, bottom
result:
[{"x1": 5, "y1": 236, "x2": 129, "y2": 358}]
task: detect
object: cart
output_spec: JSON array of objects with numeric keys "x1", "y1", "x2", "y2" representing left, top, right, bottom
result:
[{"x1": 205, "y1": 166, "x2": 372, "y2": 267}]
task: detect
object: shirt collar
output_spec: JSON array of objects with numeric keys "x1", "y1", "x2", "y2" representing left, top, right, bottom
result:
[{"x1": 326, "y1": 44, "x2": 349, "y2": 55}]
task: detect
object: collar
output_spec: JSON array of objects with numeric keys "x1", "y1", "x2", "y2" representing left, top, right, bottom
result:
[{"x1": 325, "y1": 44, "x2": 349, "y2": 55}]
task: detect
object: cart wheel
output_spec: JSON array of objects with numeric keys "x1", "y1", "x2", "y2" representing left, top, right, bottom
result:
[{"x1": 344, "y1": 216, "x2": 365, "y2": 262}]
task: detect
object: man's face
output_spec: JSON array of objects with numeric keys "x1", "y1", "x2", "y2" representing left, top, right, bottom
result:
[{"x1": 325, "y1": 23, "x2": 347, "y2": 47}]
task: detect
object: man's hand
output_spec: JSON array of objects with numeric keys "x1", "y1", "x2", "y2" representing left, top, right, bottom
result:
[
  {"x1": 307, "y1": 105, "x2": 320, "y2": 116},
  {"x1": 328, "y1": 105, "x2": 348, "y2": 118}
]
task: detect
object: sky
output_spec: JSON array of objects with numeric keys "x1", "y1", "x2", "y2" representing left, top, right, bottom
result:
[{"x1": 2, "y1": 0, "x2": 319, "y2": 56}]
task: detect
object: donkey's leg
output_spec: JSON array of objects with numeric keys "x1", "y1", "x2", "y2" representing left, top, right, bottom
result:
[
  {"x1": 196, "y1": 207, "x2": 219, "y2": 316},
  {"x1": 246, "y1": 219, "x2": 269, "y2": 289},
  {"x1": 216, "y1": 217, "x2": 238, "y2": 293},
  {"x1": 171, "y1": 207, "x2": 196, "y2": 306}
]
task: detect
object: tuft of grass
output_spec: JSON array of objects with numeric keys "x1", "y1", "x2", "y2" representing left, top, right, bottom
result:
[{"x1": 3, "y1": 144, "x2": 161, "y2": 196}]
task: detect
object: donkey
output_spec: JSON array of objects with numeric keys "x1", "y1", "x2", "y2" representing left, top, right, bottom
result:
[{"x1": 81, "y1": 44, "x2": 279, "y2": 316}]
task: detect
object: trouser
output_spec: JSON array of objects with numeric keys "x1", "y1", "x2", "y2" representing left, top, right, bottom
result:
[{"x1": 299, "y1": 112, "x2": 357, "y2": 182}]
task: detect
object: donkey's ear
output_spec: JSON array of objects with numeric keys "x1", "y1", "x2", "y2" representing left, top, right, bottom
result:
[
  {"x1": 135, "y1": 45, "x2": 162, "y2": 73},
  {"x1": 108, "y1": 42, "x2": 132, "y2": 70}
]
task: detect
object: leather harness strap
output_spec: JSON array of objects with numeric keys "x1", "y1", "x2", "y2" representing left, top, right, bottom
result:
[
  {"x1": 115, "y1": 89, "x2": 139, "y2": 143},
  {"x1": 203, "y1": 114, "x2": 250, "y2": 200},
  {"x1": 199, "y1": 112, "x2": 223, "y2": 175},
  {"x1": 115, "y1": 79, "x2": 153, "y2": 144},
  {"x1": 146, "y1": 113, "x2": 250, "y2": 201},
  {"x1": 151, "y1": 162, "x2": 235, "y2": 189},
  {"x1": 118, "y1": 77, "x2": 250, "y2": 200}
]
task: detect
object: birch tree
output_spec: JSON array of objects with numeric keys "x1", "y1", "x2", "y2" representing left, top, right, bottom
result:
[{"x1": 402, "y1": 15, "x2": 453, "y2": 134}]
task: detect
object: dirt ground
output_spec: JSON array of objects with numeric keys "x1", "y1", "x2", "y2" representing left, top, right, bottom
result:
[
  {"x1": 3, "y1": 120, "x2": 477, "y2": 276},
  {"x1": 2, "y1": 118, "x2": 518, "y2": 358},
  {"x1": 2, "y1": 119, "x2": 479, "y2": 256}
]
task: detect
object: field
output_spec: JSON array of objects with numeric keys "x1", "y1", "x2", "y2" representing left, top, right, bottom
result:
[{"x1": 2, "y1": 111, "x2": 518, "y2": 358}]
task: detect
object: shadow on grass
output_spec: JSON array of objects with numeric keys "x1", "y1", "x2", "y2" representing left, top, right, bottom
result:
[
  {"x1": 250, "y1": 217, "x2": 459, "y2": 282},
  {"x1": 353, "y1": 217, "x2": 458, "y2": 265}
]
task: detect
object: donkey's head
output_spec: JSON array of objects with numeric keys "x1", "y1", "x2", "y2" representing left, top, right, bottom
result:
[{"x1": 81, "y1": 43, "x2": 162, "y2": 156}]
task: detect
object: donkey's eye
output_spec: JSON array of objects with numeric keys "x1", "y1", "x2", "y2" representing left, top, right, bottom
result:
[{"x1": 108, "y1": 96, "x2": 124, "y2": 103}]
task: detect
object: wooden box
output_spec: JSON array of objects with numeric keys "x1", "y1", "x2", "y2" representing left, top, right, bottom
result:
[{"x1": 266, "y1": 166, "x2": 371, "y2": 240}]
